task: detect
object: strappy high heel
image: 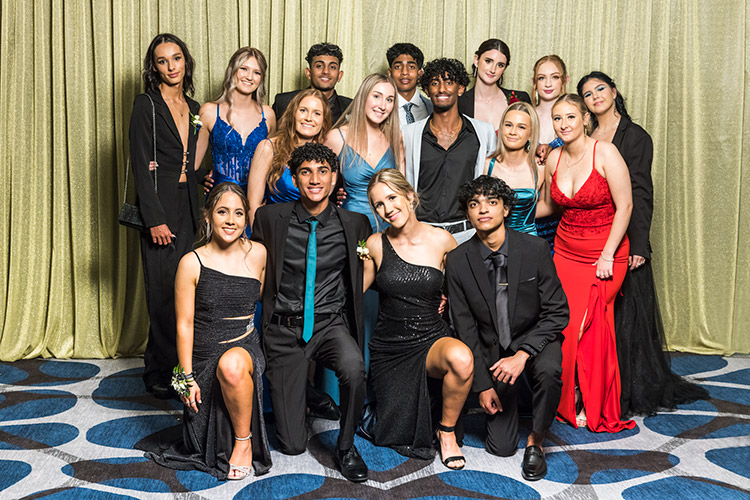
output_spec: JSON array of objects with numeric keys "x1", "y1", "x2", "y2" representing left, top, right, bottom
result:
[
  {"x1": 228, "y1": 433, "x2": 253, "y2": 480},
  {"x1": 435, "y1": 423, "x2": 465, "y2": 470}
]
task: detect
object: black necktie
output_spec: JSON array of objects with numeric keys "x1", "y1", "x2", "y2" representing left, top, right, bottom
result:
[{"x1": 490, "y1": 251, "x2": 512, "y2": 349}]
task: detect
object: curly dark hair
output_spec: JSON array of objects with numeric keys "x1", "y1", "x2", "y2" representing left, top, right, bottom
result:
[
  {"x1": 420, "y1": 58, "x2": 470, "y2": 93},
  {"x1": 288, "y1": 142, "x2": 340, "y2": 176},
  {"x1": 577, "y1": 71, "x2": 631, "y2": 131},
  {"x1": 457, "y1": 175, "x2": 516, "y2": 212},
  {"x1": 386, "y1": 43, "x2": 425, "y2": 69},
  {"x1": 305, "y1": 43, "x2": 344, "y2": 65},
  {"x1": 142, "y1": 33, "x2": 195, "y2": 96}
]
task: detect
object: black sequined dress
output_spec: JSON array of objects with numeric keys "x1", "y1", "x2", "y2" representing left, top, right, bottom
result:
[
  {"x1": 369, "y1": 233, "x2": 450, "y2": 458},
  {"x1": 144, "y1": 252, "x2": 272, "y2": 478}
]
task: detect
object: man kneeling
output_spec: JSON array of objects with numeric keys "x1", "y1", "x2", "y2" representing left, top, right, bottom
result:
[{"x1": 446, "y1": 175, "x2": 568, "y2": 481}]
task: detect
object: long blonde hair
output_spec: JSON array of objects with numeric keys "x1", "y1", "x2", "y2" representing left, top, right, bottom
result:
[
  {"x1": 334, "y1": 74, "x2": 403, "y2": 169},
  {"x1": 216, "y1": 47, "x2": 268, "y2": 128},
  {"x1": 531, "y1": 55, "x2": 568, "y2": 107},
  {"x1": 267, "y1": 89, "x2": 332, "y2": 194},
  {"x1": 490, "y1": 102, "x2": 540, "y2": 177},
  {"x1": 367, "y1": 168, "x2": 418, "y2": 230}
]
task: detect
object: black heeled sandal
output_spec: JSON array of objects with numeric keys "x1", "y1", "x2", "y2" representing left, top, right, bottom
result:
[{"x1": 435, "y1": 423, "x2": 465, "y2": 470}]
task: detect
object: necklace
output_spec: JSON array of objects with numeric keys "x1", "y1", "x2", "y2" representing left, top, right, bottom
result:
[
  {"x1": 593, "y1": 114, "x2": 620, "y2": 138},
  {"x1": 430, "y1": 119, "x2": 461, "y2": 144},
  {"x1": 565, "y1": 144, "x2": 588, "y2": 168},
  {"x1": 477, "y1": 92, "x2": 501, "y2": 104}
]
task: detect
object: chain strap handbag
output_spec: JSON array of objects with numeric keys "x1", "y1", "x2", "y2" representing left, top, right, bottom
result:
[{"x1": 119, "y1": 94, "x2": 158, "y2": 231}]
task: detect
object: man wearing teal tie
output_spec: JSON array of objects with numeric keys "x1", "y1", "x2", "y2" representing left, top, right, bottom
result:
[{"x1": 252, "y1": 143, "x2": 371, "y2": 482}]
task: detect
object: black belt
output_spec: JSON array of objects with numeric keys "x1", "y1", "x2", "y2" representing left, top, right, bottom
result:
[
  {"x1": 441, "y1": 220, "x2": 472, "y2": 234},
  {"x1": 270, "y1": 312, "x2": 337, "y2": 328}
]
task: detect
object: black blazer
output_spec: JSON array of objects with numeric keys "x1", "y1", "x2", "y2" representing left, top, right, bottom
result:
[
  {"x1": 446, "y1": 229, "x2": 568, "y2": 393},
  {"x1": 457, "y1": 86, "x2": 532, "y2": 118},
  {"x1": 251, "y1": 202, "x2": 371, "y2": 345},
  {"x1": 129, "y1": 88, "x2": 201, "y2": 230},
  {"x1": 611, "y1": 116, "x2": 654, "y2": 257},
  {"x1": 272, "y1": 89, "x2": 352, "y2": 124}
]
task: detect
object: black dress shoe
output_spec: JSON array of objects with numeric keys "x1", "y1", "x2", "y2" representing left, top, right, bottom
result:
[
  {"x1": 336, "y1": 445, "x2": 368, "y2": 483},
  {"x1": 147, "y1": 383, "x2": 173, "y2": 400},
  {"x1": 522, "y1": 445, "x2": 547, "y2": 481},
  {"x1": 306, "y1": 386, "x2": 341, "y2": 420}
]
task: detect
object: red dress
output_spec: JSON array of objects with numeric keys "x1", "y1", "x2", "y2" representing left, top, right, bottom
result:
[{"x1": 551, "y1": 142, "x2": 635, "y2": 433}]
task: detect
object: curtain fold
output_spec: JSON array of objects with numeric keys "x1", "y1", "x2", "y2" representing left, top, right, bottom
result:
[{"x1": 1, "y1": 0, "x2": 748, "y2": 360}]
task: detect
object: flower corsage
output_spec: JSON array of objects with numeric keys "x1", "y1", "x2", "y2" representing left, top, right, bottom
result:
[
  {"x1": 507, "y1": 91, "x2": 520, "y2": 104},
  {"x1": 356, "y1": 240, "x2": 370, "y2": 261},
  {"x1": 171, "y1": 364, "x2": 194, "y2": 398},
  {"x1": 189, "y1": 111, "x2": 202, "y2": 135}
]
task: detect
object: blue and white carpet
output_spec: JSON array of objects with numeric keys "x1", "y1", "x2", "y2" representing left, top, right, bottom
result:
[{"x1": 0, "y1": 355, "x2": 748, "y2": 499}]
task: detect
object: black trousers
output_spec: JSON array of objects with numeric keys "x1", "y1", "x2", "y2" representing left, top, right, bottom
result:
[
  {"x1": 264, "y1": 314, "x2": 366, "y2": 454},
  {"x1": 139, "y1": 184, "x2": 195, "y2": 388},
  {"x1": 486, "y1": 339, "x2": 563, "y2": 457}
]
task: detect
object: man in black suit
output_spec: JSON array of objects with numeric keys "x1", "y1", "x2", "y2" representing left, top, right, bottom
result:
[
  {"x1": 272, "y1": 43, "x2": 352, "y2": 123},
  {"x1": 445, "y1": 175, "x2": 568, "y2": 481},
  {"x1": 251, "y1": 143, "x2": 370, "y2": 482}
]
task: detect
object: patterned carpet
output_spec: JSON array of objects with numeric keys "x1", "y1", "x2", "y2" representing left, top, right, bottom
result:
[{"x1": 0, "y1": 355, "x2": 748, "y2": 499}]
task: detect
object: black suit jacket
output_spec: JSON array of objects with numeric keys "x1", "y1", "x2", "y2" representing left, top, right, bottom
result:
[
  {"x1": 611, "y1": 116, "x2": 654, "y2": 257},
  {"x1": 457, "y1": 86, "x2": 532, "y2": 119},
  {"x1": 272, "y1": 89, "x2": 352, "y2": 124},
  {"x1": 446, "y1": 229, "x2": 568, "y2": 393},
  {"x1": 129, "y1": 88, "x2": 201, "y2": 230},
  {"x1": 251, "y1": 202, "x2": 371, "y2": 345}
]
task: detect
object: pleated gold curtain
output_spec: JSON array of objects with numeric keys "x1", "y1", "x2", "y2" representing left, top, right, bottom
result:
[{"x1": 1, "y1": 0, "x2": 748, "y2": 360}]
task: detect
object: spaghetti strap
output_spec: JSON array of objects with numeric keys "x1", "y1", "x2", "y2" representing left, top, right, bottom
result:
[
  {"x1": 337, "y1": 128, "x2": 346, "y2": 144},
  {"x1": 593, "y1": 140, "x2": 598, "y2": 166},
  {"x1": 192, "y1": 250, "x2": 204, "y2": 267},
  {"x1": 532, "y1": 160, "x2": 538, "y2": 187},
  {"x1": 215, "y1": 104, "x2": 220, "y2": 119},
  {"x1": 554, "y1": 146, "x2": 564, "y2": 175},
  {"x1": 488, "y1": 157, "x2": 496, "y2": 176}
]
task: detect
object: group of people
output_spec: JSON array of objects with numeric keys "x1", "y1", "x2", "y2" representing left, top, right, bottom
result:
[{"x1": 129, "y1": 33, "x2": 707, "y2": 483}]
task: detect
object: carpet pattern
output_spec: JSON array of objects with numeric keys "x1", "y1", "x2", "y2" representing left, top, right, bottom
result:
[{"x1": 0, "y1": 355, "x2": 748, "y2": 499}]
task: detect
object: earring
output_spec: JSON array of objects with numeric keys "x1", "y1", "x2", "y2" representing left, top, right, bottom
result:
[
  {"x1": 525, "y1": 140, "x2": 531, "y2": 152},
  {"x1": 473, "y1": 66, "x2": 477, "y2": 78},
  {"x1": 205, "y1": 221, "x2": 212, "y2": 241}
]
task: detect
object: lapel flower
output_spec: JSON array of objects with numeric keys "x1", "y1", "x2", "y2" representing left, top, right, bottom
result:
[
  {"x1": 507, "y1": 91, "x2": 520, "y2": 104},
  {"x1": 356, "y1": 240, "x2": 370, "y2": 261},
  {"x1": 190, "y1": 111, "x2": 202, "y2": 135}
]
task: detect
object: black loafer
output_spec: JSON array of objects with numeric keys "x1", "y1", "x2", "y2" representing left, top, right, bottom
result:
[
  {"x1": 306, "y1": 387, "x2": 341, "y2": 421},
  {"x1": 336, "y1": 445, "x2": 368, "y2": 483},
  {"x1": 522, "y1": 445, "x2": 547, "y2": 481}
]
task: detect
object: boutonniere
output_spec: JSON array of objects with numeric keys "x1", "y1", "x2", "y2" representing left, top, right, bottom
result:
[
  {"x1": 356, "y1": 240, "x2": 370, "y2": 261},
  {"x1": 190, "y1": 111, "x2": 202, "y2": 135},
  {"x1": 507, "y1": 91, "x2": 520, "y2": 104}
]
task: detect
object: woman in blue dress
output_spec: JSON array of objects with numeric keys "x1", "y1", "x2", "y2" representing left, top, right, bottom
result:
[
  {"x1": 324, "y1": 73, "x2": 405, "y2": 231},
  {"x1": 484, "y1": 101, "x2": 552, "y2": 235},
  {"x1": 197, "y1": 47, "x2": 276, "y2": 219},
  {"x1": 246, "y1": 89, "x2": 331, "y2": 227}
]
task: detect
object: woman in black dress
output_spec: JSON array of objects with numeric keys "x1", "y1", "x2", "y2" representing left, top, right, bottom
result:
[
  {"x1": 129, "y1": 33, "x2": 203, "y2": 397},
  {"x1": 578, "y1": 72, "x2": 708, "y2": 417},
  {"x1": 457, "y1": 38, "x2": 531, "y2": 131},
  {"x1": 146, "y1": 182, "x2": 271, "y2": 480},
  {"x1": 362, "y1": 169, "x2": 474, "y2": 469}
]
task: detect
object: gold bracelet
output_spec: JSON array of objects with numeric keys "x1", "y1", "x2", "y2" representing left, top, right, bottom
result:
[{"x1": 600, "y1": 254, "x2": 614, "y2": 262}]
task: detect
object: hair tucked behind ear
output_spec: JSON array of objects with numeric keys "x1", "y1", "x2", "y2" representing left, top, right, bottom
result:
[{"x1": 198, "y1": 182, "x2": 251, "y2": 246}]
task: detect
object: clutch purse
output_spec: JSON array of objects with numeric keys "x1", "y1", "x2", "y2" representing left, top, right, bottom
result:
[{"x1": 119, "y1": 94, "x2": 157, "y2": 232}]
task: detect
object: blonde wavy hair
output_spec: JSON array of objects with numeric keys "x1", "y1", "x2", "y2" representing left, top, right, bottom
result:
[{"x1": 215, "y1": 47, "x2": 267, "y2": 128}]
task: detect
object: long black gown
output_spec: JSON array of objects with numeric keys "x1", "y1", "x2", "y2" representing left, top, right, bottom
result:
[
  {"x1": 369, "y1": 233, "x2": 450, "y2": 459},
  {"x1": 144, "y1": 252, "x2": 272, "y2": 478}
]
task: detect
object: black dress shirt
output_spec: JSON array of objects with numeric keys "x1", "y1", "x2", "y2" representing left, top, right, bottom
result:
[
  {"x1": 415, "y1": 117, "x2": 480, "y2": 224},
  {"x1": 276, "y1": 201, "x2": 347, "y2": 315}
]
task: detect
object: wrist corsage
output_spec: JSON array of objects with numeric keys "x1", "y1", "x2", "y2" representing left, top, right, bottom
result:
[
  {"x1": 171, "y1": 364, "x2": 194, "y2": 398},
  {"x1": 189, "y1": 111, "x2": 202, "y2": 135},
  {"x1": 507, "y1": 91, "x2": 520, "y2": 104},
  {"x1": 356, "y1": 240, "x2": 370, "y2": 261}
]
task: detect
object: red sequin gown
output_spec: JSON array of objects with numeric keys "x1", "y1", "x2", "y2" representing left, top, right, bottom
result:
[{"x1": 551, "y1": 142, "x2": 635, "y2": 433}]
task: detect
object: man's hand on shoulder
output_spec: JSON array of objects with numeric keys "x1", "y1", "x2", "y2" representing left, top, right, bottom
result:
[{"x1": 490, "y1": 350, "x2": 530, "y2": 385}]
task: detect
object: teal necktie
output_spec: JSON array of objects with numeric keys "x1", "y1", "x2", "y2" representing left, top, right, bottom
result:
[{"x1": 303, "y1": 218, "x2": 319, "y2": 342}]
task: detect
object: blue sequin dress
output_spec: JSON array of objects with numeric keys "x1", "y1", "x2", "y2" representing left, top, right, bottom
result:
[
  {"x1": 488, "y1": 158, "x2": 539, "y2": 235},
  {"x1": 338, "y1": 129, "x2": 396, "y2": 231},
  {"x1": 209, "y1": 105, "x2": 267, "y2": 192}
]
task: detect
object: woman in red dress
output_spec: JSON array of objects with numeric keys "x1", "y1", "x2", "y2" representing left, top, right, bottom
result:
[{"x1": 544, "y1": 94, "x2": 635, "y2": 432}]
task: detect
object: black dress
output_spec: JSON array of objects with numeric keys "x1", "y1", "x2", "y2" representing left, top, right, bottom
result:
[
  {"x1": 369, "y1": 233, "x2": 450, "y2": 458},
  {"x1": 144, "y1": 252, "x2": 272, "y2": 478},
  {"x1": 612, "y1": 117, "x2": 708, "y2": 417}
]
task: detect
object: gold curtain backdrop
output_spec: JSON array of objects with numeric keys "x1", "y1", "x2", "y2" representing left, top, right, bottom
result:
[{"x1": 0, "y1": 0, "x2": 748, "y2": 360}]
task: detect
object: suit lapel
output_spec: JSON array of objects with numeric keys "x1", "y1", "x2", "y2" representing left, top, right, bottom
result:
[
  {"x1": 506, "y1": 229, "x2": 522, "y2": 324},
  {"x1": 466, "y1": 236, "x2": 498, "y2": 334},
  {"x1": 151, "y1": 89, "x2": 183, "y2": 146},
  {"x1": 273, "y1": 204, "x2": 293, "y2": 287}
]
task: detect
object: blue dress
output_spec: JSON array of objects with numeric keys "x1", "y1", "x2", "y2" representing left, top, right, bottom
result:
[
  {"x1": 338, "y1": 129, "x2": 397, "y2": 231},
  {"x1": 209, "y1": 105, "x2": 267, "y2": 191},
  {"x1": 488, "y1": 158, "x2": 539, "y2": 235},
  {"x1": 264, "y1": 165, "x2": 300, "y2": 205}
]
